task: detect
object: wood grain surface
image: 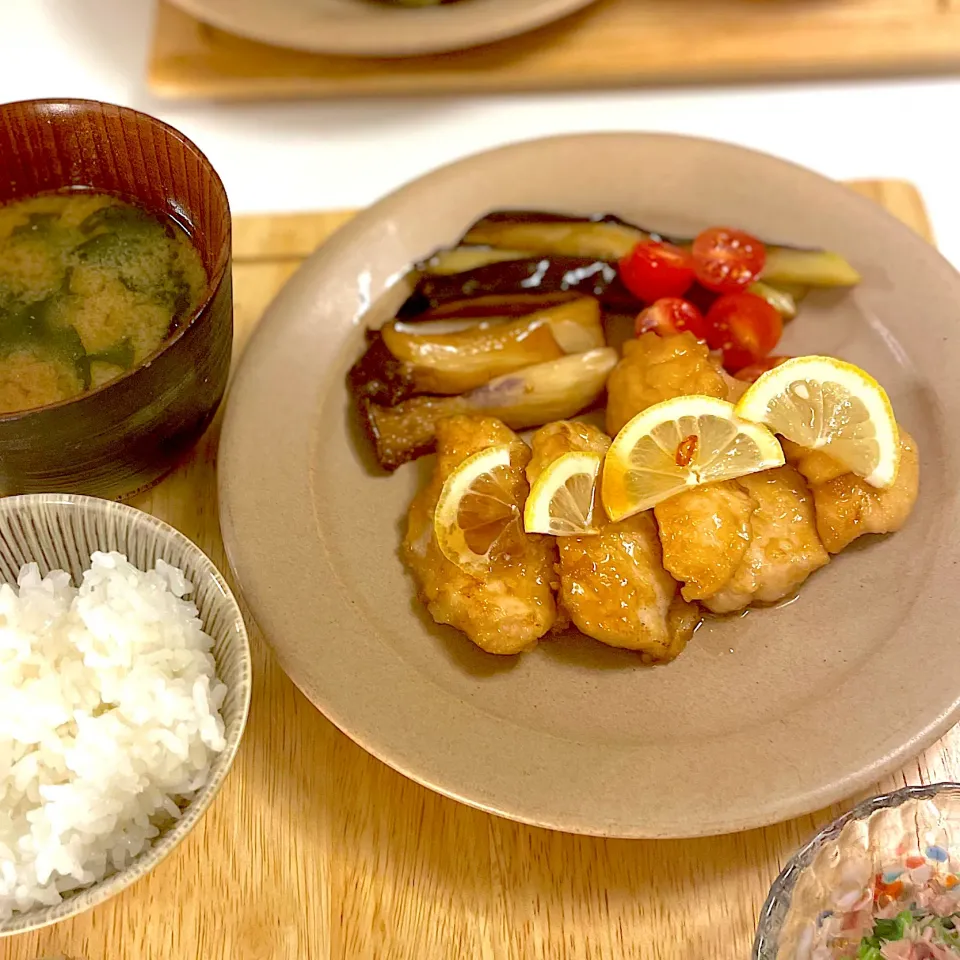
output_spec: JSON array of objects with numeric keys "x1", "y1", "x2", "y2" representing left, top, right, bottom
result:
[
  {"x1": 148, "y1": 0, "x2": 960, "y2": 101},
  {"x1": 6, "y1": 180, "x2": 950, "y2": 960}
]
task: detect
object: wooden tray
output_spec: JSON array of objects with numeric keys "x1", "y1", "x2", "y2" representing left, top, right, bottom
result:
[
  {"x1": 148, "y1": 0, "x2": 960, "y2": 101},
  {"x1": 9, "y1": 180, "x2": 953, "y2": 960}
]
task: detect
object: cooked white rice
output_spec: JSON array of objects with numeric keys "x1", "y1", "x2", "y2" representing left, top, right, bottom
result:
[{"x1": 0, "y1": 551, "x2": 227, "y2": 919}]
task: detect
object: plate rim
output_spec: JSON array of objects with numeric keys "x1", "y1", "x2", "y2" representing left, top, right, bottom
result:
[
  {"x1": 219, "y1": 131, "x2": 960, "y2": 838},
  {"x1": 164, "y1": 0, "x2": 600, "y2": 57}
]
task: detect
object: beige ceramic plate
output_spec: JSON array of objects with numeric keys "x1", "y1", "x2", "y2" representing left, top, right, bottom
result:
[
  {"x1": 219, "y1": 133, "x2": 960, "y2": 838},
  {"x1": 165, "y1": 0, "x2": 598, "y2": 57}
]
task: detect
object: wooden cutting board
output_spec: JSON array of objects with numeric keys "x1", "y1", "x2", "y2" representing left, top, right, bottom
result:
[
  {"x1": 148, "y1": 0, "x2": 960, "y2": 100},
  {"x1": 8, "y1": 180, "x2": 955, "y2": 960}
]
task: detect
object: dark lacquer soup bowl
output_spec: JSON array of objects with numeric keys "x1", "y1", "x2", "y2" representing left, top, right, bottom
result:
[{"x1": 0, "y1": 99, "x2": 232, "y2": 499}]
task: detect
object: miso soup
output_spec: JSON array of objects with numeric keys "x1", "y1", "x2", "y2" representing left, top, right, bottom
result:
[{"x1": 0, "y1": 192, "x2": 208, "y2": 414}]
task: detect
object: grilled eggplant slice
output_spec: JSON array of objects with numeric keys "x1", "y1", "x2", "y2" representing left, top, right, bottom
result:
[
  {"x1": 398, "y1": 257, "x2": 637, "y2": 320},
  {"x1": 381, "y1": 313, "x2": 564, "y2": 395},
  {"x1": 389, "y1": 297, "x2": 604, "y2": 355},
  {"x1": 535, "y1": 296, "x2": 606, "y2": 352},
  {"x1": 766, "y1": 280, "x2": 809, "y2": 302},
  {"x1": 465, "y1": 346, "x2": 617, "y2": 428},
  {"x1": 350, "y1": 300, "x2": 605, "y2": 405},
  {"x1": 398, "y1": 291, "x2": 579, "y2": 321},
  {"x1": 348, "y1": 331, "x2": 415, "y2": 407},
  {"x1": 668, "y1": 280, "x2": 800, "y2": 320},
  {"x1": 458, "y1": 210, "x2": 859, "y2": 290},
  {"x1": 362, "y1": 395, "x2": 464, "y2": 471},
  {"x1": 418, "y1": 245, "x2": 533, "y2": 276},
  {"x1": 747, "y1": 281, "x2": 798, "y2": 320},
  {"x1": 760, "y1": 248, "x2": 861, "y2": 287},
  {"x1": 462, "y1": 211, "x2": 651, "y2": 260},
  {"x1": 362, "y1": 347, "x2": 618, "y2": 471}
]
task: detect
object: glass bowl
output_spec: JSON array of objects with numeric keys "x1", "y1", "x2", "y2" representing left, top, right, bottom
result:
[{"x1": 754, "y1": 782, "x2": 960, "y2": 959}]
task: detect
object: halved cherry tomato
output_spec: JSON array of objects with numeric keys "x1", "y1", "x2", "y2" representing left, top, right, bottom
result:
[
  {"x1": 619, "y1": 241, "x2": 695, "y2": 303},
  {"x1": 704, "y1": 292, "x2": 783, "y2": 371},
  {"x1": 692, "y1": 227, "x2": 766, "y2": 294},
  {"x1": 733, "y1": 355, "x2": 793, "y2": 382},
  {"x1": 635, "y1": 298, "x2": 709, "y2": 341},
  {"x1": 683, "y1": 283, "x2": 720, "y2": 316}
]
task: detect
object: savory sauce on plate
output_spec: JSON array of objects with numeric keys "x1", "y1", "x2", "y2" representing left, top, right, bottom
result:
[{"x1": 0, "y1": 192, "x2": 207, "y2": 414}]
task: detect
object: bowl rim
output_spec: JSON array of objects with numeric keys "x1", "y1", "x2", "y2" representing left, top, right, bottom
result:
[
  {"x1": 0, "y1": 98, "x2": 232, "y2": 425},
  {"x1": 752, "y1": 781, "x2": 960, "y2": 959},
  {"x1": 0, "y1": 492, "x2": 252, "y2": 936}
]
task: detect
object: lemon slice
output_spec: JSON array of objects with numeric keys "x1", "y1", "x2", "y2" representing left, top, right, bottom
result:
[
  {"x1": 434, "y1": 444, "x2": 524, "y2": 573},
  {"x1": 601, "y1": 395, "x2": 785, "y2": 521},
  {"x1": 524, "y1": 451, "x2": 603, "y2": 536},
  {"x1": 734, "y1": 355, "x2": 900, "y2": 488}
]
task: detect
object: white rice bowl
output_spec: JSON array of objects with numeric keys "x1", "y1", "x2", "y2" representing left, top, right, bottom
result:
[{"x1": 0, "y1": 551, "x2": 227, "y2": 919}]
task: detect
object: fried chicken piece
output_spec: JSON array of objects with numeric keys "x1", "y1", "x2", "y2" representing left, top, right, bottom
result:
[
  {"x1": 654, "y1": 481, "x2": 756, "y2": 601},
  {"x1": 558, "y1": 512, "x2": 701, "y2": 659},
  {"x1": 786, "y1": 430, "x2": 920, "y2": 554},
  {"x1": 703, "y1": 466, "x2": 830, "y2": 614},
  {"x1": 779, "y1": 438, "x2": 849, "y2": 484},
  {"x1": 605, "y1": 332, "x2": 729, "y2": 436},
  {"x1": 403, "y1": 415, "x2": 558, "y2": 655},
  {"x1": 528, "y1": 421, "x2": 700, "y2": 659},
  {"x1": 527, "y1": 419, "x2": 611, "y2": 478}
]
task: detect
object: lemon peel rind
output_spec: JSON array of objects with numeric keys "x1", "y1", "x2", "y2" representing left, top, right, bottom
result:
[
  {"x1": 433, "y1": 444, "x2": 515, "y2": 572},
  {"x1": 601, "y1": 395, "x2": 785, "y2": 521},
  {"x1": 734, "y1": 355, "x2": 900, "y2": 488},
  {"x1": 524, "y1": 451, "x2": 602, "y2": 536}
]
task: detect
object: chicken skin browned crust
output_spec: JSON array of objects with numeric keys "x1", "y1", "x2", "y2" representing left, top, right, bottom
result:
[
  {"x1": 403, "y1": 415, "x2": 558, "y2": 655},
  {"x1": 528, "y1": 421, "x2": 700, "y2": 660}
]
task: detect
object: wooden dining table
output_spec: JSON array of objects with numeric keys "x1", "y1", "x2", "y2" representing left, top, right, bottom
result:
[{"x1": 8, "y1": 179, "x2": 956, "y2": 960}]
